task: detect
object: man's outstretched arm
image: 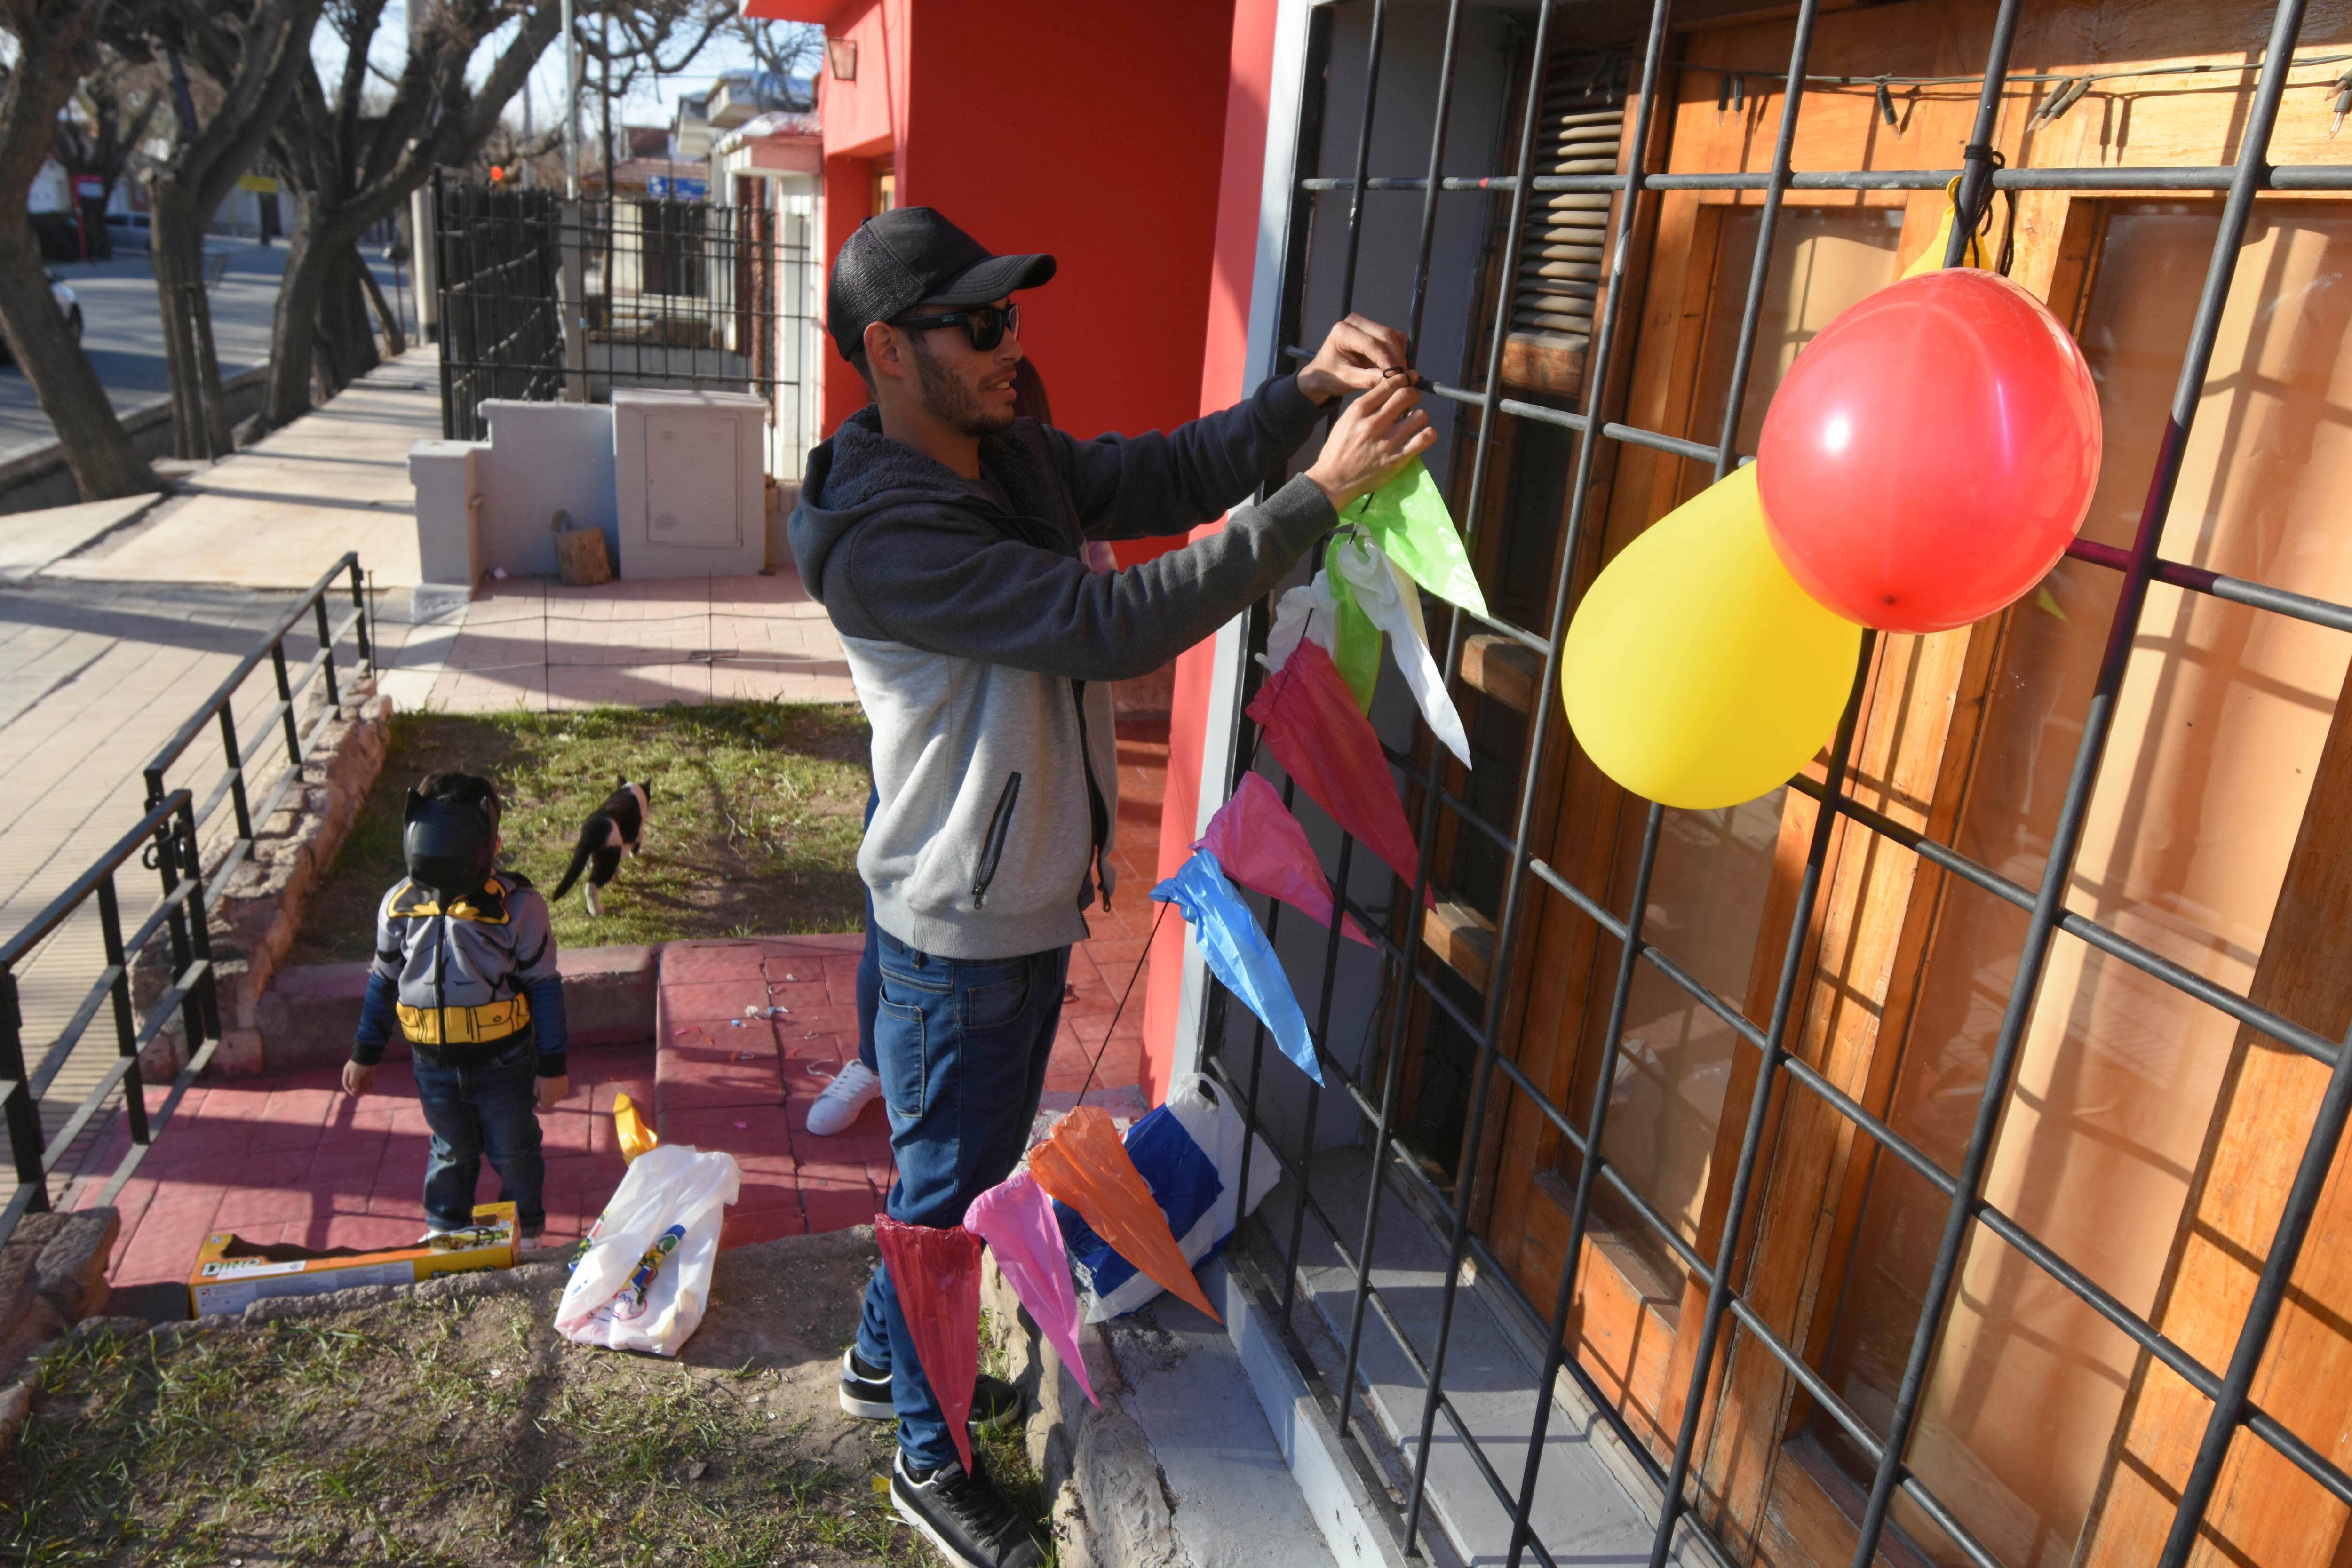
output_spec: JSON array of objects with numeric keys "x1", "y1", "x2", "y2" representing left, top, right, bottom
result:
[
  {"x1": 840, "y1": 378, "x2": 1438, "y2": 683},
  {"x1": 1058, "y1": 316, "x2": 1417, "y2": 542}
]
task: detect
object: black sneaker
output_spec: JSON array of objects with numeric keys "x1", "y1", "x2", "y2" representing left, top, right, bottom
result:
[
  {"x1": 840, "y1": 1348, "x2": 1026, "y2": 1431},
  {"x1": 841, "y1": 1346, "x2": 893, "y2": 1419},
  {"x1": 891, "y1": 1452, "x2": 1044, "y2": 1568}
]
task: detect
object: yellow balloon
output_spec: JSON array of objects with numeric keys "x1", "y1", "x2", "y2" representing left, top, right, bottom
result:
[{"x1": 1561, "y1": 464, "x2": 1861, "y2": 810}]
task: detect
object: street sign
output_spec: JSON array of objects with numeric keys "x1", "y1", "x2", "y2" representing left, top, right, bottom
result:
[
  {"x1": 72, "y1": 176, "x2": 103, "y2": 200},
  {"x1": 646, "y1": 176, "x2": 708, "y2": 201},
  {"x1": 238, "y1": 175, "x2": 279, "y2": 194}
]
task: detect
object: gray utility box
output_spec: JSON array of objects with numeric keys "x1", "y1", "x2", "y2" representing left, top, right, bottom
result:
[{"x1": 612, "y1": 388, "x2": 768, "y2": 580}]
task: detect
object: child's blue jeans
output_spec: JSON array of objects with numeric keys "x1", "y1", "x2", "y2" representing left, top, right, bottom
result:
[{"x1": 413, "y1": 1038, "x2": 546, "y2": 1233}]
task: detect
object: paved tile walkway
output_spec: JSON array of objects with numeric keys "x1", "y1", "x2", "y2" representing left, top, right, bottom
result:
[
  {"x1": 78, "y1": 716, "x2": 1169, "y2": 1295},
  {"x1": 42, "y1": 353, "x2": 438, "y2": 589},
  {"x1": 416, "y1": 570, "x2": 859, "y2": 712}
]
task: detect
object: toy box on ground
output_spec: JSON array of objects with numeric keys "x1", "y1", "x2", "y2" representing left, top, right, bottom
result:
[{"x1": 188, "y1": 1202, "x2": 516, "y2": 1317}]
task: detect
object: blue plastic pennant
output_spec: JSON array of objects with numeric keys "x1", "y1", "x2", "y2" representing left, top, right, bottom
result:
[{"x1": 1151, "y1": 847, "x2": 1322, "y2": 1084}]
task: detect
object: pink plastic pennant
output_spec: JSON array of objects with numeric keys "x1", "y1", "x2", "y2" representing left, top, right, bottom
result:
[
  {"x1": 1200, "y1": 773, "x2": 1370, "y2": 947},
  {"x1": 875, "y1": 1218, "x2": 984, "y2": 1474},
  {"x1": 1244, "y1": 641, "x2": 1422, "y2": 892},
  {"x1": 964, "y1": 1172, "x2": 1098, "y2": 1408}
]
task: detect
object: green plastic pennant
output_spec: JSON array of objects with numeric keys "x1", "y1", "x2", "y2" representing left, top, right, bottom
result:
[
  {"x1": 1351, "y1": 461, "x2": 1488, "y2": 618},
  {"x1": 1323, "y1": 559, "x2": 1383, "y2": 714}
]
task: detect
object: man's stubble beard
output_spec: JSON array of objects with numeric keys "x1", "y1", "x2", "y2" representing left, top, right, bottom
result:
[{"x1": 910, "y1": 335, "x2": 1014, "y2": 438}]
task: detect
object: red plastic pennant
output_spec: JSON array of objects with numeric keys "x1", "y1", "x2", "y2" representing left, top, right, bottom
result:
[
  {"x1": 1244, "y1": 640, "x2": 1421, "y2": 891},
  {"x1": 1200, "y1": 773, "x2": 1370, "y2": 947},
  {"x1": 1028, "y1": 1107, "x2": 1220, "y2": 1324},
  {"x1": 874, "y1": 1218, "x2": 984, "y2": 1474}
]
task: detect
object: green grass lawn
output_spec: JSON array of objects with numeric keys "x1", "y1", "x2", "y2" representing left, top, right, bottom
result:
[
  {"x1": 293, "y1": 704, "x2": 872, "y2": 963},
  {"x1": 4, "y1": 1302, "x2": 919, "y2": 1568}
]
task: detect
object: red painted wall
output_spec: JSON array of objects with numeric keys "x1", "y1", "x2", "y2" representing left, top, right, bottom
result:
[{"x1": 1139, "y1": 0, "x2": 1286, "y2": 1104}]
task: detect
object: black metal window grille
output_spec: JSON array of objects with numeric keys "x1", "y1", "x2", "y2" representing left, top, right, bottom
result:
[
  {"x1": 432, "y1": 170, "x2": 818, "y2": 470},
  {"x1": 1198, "y1": 0, "x2": 2352, "y2": 1565}
]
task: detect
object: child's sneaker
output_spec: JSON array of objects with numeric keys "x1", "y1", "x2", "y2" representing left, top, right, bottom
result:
[{"x1": 807, "y1": 1059, "x2": 881, "y2": 1135}]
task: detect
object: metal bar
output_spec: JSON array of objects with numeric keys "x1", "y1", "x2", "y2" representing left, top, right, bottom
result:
[
  {"x1": 350, "y1": 550, "x2": 373, "y2": 671},
  {"x1": 1305, "y1": 163, "x2": 2352, "y2": 194},
  {"x1": 95, "y1": 877, "x2": 147, "y2": 1146},
  {"x1": 2065, "y1": 535, "x2": 2352, "y2": 636},
  {"x1": 0, "y1": 794, "x2": 193, "y2": 967},
  {"x1": 144, "y1": 554, "x2": 360, "y2": 778},
  {"x1": 94, "y1": 1036, "x2": 220, "y2": 1211},
  {"x1": 1848, "y1": 0, "x2": 2309, "y2": 1559},
  {"x1": 313, "y1": 594, "x2": 340, "y2": 710},
  {"x1": 1337, "y1": 0, "x2": 1391, "y2": 317},
  {"x1": 0, "y1": 971, "x2": 45, "y2": 1213}
]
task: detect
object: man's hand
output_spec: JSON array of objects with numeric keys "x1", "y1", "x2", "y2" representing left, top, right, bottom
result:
[
  {"x1": 1305, "y1": 377, "x2": 1438, "y2": 512},
  {"x1": 536, "y1": 1073, "x2": 571, "y2": 1111},
  {"x1": 342, "y1": 1061, "x2": 377, "y2": 1097},
  {"x1": 1298, "y1": 315, "x2": 1410, "y2": 404}
]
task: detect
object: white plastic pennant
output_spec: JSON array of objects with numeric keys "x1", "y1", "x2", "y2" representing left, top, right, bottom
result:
[{"x1": 1328, "y1": 531, "x2": 1473, "y2": 768}]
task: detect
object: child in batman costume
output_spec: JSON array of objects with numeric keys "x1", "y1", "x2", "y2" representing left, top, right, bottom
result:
[{"x1": 344, "y1": 772, "x2": 570, "y2": 1242}]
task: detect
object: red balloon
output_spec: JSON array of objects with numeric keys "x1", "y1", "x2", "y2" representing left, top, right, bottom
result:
[{"x1": 1756, "y1": 269, "x2": 2101, "y2": 633}]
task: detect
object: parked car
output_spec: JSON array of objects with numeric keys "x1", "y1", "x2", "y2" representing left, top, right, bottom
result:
[
  {"x1": 105, "y1": 211, "x2": 151, "y2": 251},
  {"x1": 0, "y1": 272, "x2": 83, "y2": 366}
]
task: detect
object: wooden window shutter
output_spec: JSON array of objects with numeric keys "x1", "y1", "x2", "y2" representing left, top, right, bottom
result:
[{"x1": 1499, "y1": 54, "x2": 1624, "y2": 397}]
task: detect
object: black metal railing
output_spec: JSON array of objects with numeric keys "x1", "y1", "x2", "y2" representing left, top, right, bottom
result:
[
  {"x1": 433, "y1": 173, "x2": 818, "y2": 461},
  {"x1": 143, "y1": 552, "x2": 374, "y2": 908},
  {"x1": 1201, "y1": 2, "x2": 2350, "y2": 1567},
  {"x1": 0, "y1": 552, "x2": 374, "y2": 1250},
  {"x1": 0, "y1": 791, "x2": 217, "y2": 1246}
]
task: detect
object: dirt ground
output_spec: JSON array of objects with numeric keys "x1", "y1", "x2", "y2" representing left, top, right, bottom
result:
[
  {"x1": 289, "y1": 704, "x2": 872, "y2": 965},
  {"x1": 1, "y1": 1230, "x2": 1049, "y2": 1568}
]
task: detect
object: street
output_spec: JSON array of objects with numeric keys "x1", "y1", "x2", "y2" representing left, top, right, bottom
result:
[{"x1": 0, "y1": 238, "x2": 417, "y2": 470}]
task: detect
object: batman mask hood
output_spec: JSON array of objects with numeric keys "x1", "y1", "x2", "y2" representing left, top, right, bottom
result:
[{"x1": 403, "y1": 788, "x2": 500, "y2": 902}]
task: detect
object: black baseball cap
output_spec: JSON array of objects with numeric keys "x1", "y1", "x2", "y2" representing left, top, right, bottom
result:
[{"x1": 827, "y1": 207, "x2": 1056, "y2": 362}]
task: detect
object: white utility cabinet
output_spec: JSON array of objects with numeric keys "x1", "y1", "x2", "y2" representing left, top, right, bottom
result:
[{"x1": 612, "y1": 388, "x2": 768, "y2": 580}]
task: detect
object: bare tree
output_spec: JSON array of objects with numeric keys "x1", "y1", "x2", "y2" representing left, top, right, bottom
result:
[
  {"x1": 106, "y1": 0, "x2": 325, "y2": 458},
  {"x1": 731, "y1": 16, "x2": 823, "y2": 111},
  {"x1": 52, "y1": 45, "x2": 166, "y2": 231},
  {"x1": 256, "y1": 0, "x2": 572, "y2": 432},
  {"x1": 0, "y1": 0, "x2": 161, "y2": 499}
]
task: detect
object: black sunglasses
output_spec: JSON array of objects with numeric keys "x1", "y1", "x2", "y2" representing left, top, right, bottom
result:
[{"x1": 891, "y1": 301, "x2": 1021, "y2": 352}]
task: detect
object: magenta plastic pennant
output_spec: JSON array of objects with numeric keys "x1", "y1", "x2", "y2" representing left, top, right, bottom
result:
[
  {"x1": 875, "y1": 1218, "x2": 984, "y2": 1474},
  {"x1": 965, "y1": 1172, "x2": 1098, "y2": 1408},
  {"x1": 1244, "y1": 641, "x2": 1422, "y2": 892},
  {"x1": 1200, "y1": 773, "x2": 1371, "y2": 947}
]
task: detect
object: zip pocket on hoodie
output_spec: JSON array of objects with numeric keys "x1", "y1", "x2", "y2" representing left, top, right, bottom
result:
[{"x1": 972, "y1": 772, "x2": 1023, "y2": 907}]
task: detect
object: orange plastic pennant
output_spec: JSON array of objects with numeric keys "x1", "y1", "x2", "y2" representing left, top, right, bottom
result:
[{"x1": 1028, "y1": 1107, "x2": 1221, "y2": 1324}]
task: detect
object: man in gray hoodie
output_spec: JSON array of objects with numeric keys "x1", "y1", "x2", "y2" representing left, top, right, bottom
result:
[{"x1": 790, "y1": 206, "x2": 1431, "y2": 1568}]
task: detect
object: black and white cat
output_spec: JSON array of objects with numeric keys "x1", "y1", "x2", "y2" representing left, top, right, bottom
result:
[{"x1": 549, "y1": 780, "x2": 652, "y2": 917}]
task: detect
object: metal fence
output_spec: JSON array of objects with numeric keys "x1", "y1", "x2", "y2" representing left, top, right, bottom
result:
[
  {"x1": 0, "y1": 556, "x2": 373, "y2": 1252},
  {"x1": 1201, "y1": 0, "x2": 2352, "y2": 1565},
  {"x1": 432, "y1": 174, "x2": 819, "y2": 479}
]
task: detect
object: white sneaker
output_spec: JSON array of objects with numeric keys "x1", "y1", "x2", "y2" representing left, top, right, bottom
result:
[{"x1": 806, "y1": 1058, "x2": 881, "y2": 1135}]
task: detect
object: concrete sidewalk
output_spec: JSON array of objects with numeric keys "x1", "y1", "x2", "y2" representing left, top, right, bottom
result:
[{"x1": 43, "y1": 352, "x2": 437, "y2": 590}]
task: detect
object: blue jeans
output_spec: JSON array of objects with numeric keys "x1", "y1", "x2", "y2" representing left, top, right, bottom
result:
[
  {"x1": 413, "y1": 1039, "x2": 546, "y2": 1233},
  {"x1": 854, "y1": 928, "x2": 1069, "y2": 1470},
  {"x1": 858, "y1": 786, "x2": 879, "y2": 1074}
]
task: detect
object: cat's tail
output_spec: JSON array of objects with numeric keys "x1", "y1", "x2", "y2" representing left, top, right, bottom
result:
[{"x1": 549, "y1": 818, "x2": 602, "y2": 901}]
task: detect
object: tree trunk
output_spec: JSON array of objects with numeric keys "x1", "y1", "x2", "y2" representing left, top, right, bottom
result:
[
  {"x1": 261, "y1": 213, "x2": 330, "y2": 430},
  {"x1": 356, "y1": 245, "x2": 405, "y2": 356},
  {"x1": 0, "y1": 217, "x2": 160, "y2": 499},
  {"x1": 149, "y1": 181, "x2": 232, "y2": 458}
]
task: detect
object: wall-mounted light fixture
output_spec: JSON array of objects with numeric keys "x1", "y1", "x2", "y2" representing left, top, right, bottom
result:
[{"x1": 827, "y1": 37, "x2": 858, "y2": 82}]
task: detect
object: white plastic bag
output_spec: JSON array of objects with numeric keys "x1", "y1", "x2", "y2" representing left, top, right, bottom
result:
[
  {"x1": 1064, "y1": 1074, "x2": 1279, "y2": 1322},
  {"x1": 554, "y1": 1143, "x2": 740, "y2": 1355},
  {"x1": 1329, "y1": 532, "x2": 1472, "y2": 768}
]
